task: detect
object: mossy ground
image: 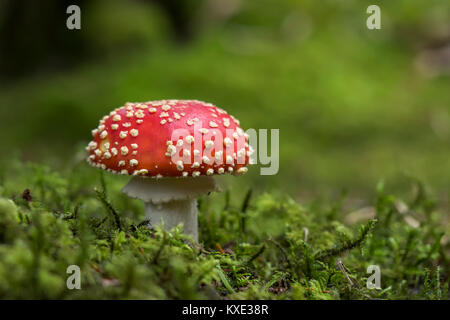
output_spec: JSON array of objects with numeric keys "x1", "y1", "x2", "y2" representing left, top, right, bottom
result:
[
  {"x1": 0, "y1": 160, "x2": 447, "y2": 300},
  {"x1": 0, "y1": 0, "x2": 448, "y2": 300}
]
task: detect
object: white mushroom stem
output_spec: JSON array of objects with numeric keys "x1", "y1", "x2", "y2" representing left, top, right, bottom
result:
[
  {"x1": 145, "y1": 199, "x2": 198, "y2": 241},
  {"x1": 122, "y1": 175, "x2": 219, "y2": 242}
]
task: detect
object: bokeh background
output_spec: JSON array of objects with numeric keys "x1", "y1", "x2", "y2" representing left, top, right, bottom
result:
[{"x1": 0, "y1": 0, "x2": 448, "y2": 208}]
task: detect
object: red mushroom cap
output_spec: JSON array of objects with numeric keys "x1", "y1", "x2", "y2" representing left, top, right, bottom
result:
[{"x1": 86, "y1": 100, "x2": 251, "y2": 178}]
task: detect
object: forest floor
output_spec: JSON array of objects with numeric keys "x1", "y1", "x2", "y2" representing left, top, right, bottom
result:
[{"x1": 0, "y1": 161, "x2": 448, "y2": 299}]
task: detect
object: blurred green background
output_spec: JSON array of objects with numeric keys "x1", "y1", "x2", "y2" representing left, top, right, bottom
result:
[{"x1": 0, "y1": 0, "x2": 448, "y2": 207}]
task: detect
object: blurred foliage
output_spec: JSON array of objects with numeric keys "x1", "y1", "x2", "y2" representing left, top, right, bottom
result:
[
  {"x1": 0, "y1": 161, "x2": 448, "y2": 299},
  {"x1": 0, "y1": 0, "x2": 448, "y2": 299},
  {"x1": 0, "y1": 0, "x2": 448, "y2": 201}
]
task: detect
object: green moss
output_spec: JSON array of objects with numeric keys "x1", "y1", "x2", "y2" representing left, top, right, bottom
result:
[{"x1": 0, "y1": 161, "x2": 448, "y2": 299}]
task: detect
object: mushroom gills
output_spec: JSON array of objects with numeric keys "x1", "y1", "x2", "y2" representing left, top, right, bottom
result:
[{"x1": 122, "y1": 175, "x2": 219, "y2": 241}]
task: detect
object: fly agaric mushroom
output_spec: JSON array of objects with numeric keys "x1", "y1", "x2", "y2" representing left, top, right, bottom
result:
[{"x1": 86, "y1": 99, "x2": 252, "y2": 241}]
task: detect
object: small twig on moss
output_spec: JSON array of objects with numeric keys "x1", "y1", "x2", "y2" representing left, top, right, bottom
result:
[
  {"x1": 216, "y1": 243, "x2": 225, "y2": 254},
  {"x1": 336, "y1": 260, "x2": 354, "y2": 287}
]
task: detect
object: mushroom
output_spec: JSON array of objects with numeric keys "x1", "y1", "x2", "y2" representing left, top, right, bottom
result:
[{"x1": 86, "y1": 100, "x2": 251, "y2": 241}]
